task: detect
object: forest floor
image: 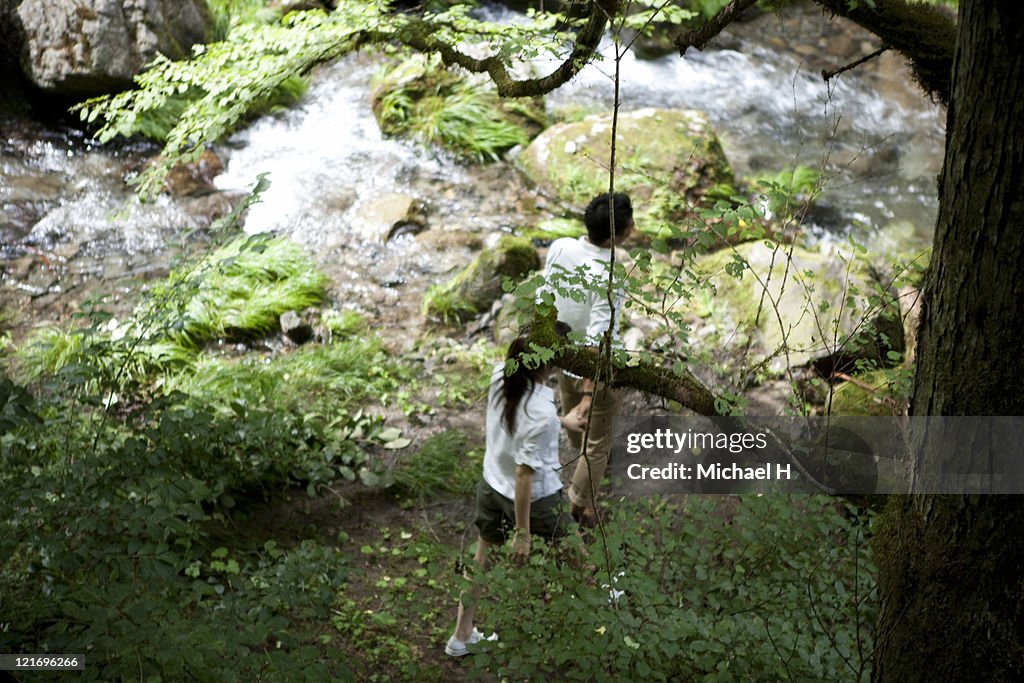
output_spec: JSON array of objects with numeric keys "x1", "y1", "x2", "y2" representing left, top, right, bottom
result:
[{"x1": 235, "y1": 481, "x2": 481, "y2": 681}]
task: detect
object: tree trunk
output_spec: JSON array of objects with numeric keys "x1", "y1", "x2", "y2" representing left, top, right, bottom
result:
[{"x1": 873, "y1": 1, "x2": 1024, "y2": 680}]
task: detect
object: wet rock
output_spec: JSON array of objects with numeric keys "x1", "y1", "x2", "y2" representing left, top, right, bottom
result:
[
  {"x1": 871, "y1": 220, "x2": 932, "y2": 270},
  {"x1": 16, "y1": 0, "x2": 212, "y2": 97},
  {"x1": 280, "y1": 310, "x2": 313, "y2": 345},
  {"x1": 161, "y1": 149, "x2": 224, "y2": 197},
  {"x1": 321, "y1": 187, "x2": 357, "y2": 216},
  {"x1": 180, "y1": 190, "x2": 247, "y2": 226},
  {"x1": 352, "y1": 192, "x2": 427, "y2": 242},
  {"x1": 414, "y1": 229, "x2": 483, "y2": 252},
  {"x1": 517, "y1": 108, "x2": 734, "y2": 235},
  {"x1": 27, "y1": 195, "x2": 200, "y2": 256},
  {"x1": 0, "y1": 171, "x2": 64, "y2": 203},
  {"x1": 4, "y1": 255, "x2": 37, "y2": 281},
  {"x1": 2, "y1": 202, "x2": 49, "y2": 241}
]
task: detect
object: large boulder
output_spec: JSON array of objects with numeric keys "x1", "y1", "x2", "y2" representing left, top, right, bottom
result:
[
  {"x1": 687, "y1": 241, "x2": 904, "y2": 375},
  {"x1": 16, "y1": 0, "x2": 212, "y2": 97},
  {"x1": 517, "y1": 108, "x2": 735, "y2": 234}
]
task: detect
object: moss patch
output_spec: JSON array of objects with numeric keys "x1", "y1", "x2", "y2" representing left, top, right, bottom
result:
[
  {"x1": 519, "y1": 217, "x2": 587, "y2": 242},
  {"x1": 827, "y1": 369, "x2": 908, "y2": 416},
  {"x1": 422, "y1": 235, "x2": 540, "y2": 324},
  {"x1": 174, "y1": 234, "x2": 328, "y2": 347},
  {"x1": 371, "y1": 54, "x2": 546, "y2": 163}
]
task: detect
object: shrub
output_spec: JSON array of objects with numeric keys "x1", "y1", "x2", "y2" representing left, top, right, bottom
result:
[{"x1": 466, "y1": 495, "x2": 876, "y2": 681}]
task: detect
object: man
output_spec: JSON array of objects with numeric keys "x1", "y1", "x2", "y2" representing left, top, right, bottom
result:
[{"x1": 541, "y1": 192, "x2": 633, "y2": 527}]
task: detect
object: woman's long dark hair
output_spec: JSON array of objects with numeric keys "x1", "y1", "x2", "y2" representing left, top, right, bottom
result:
[{"x1": 496, "y1": 322, "x2": 569, "y2": 434}]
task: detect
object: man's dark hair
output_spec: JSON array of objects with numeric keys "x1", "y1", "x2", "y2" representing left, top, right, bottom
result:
[{"x1": 584, "y1": 192, "x2": 633, "y2": 245}]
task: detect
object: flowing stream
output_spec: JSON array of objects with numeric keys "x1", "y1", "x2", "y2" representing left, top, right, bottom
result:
[{"x1": 0, "y1": 2, "x2": 944, "y2": 341}]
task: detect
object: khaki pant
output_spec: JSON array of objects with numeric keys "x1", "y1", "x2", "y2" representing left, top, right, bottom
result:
[{"x1": 558, "y1": 373, "x2": 623, "y2": 509}]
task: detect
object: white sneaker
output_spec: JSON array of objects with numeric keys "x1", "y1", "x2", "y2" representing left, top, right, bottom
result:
[{"x1": 445, "y1": 628, "x2": 498, "y2": 657}]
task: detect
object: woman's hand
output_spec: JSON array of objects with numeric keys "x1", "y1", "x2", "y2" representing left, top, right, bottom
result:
[{"x1": 512, "y1": 529, "x2": 531, "y2": 565}]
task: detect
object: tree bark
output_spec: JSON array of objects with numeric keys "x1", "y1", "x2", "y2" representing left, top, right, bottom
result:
[{"x1": 873, "y1": 1, "x2": 1024, "y2": 680}]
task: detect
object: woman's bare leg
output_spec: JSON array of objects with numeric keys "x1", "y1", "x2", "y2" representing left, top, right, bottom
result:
[{"x1": 452, "y1": 536, "x2": 492, "y2": 641}]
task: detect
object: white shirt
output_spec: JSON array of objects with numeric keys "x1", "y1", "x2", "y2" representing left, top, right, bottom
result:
[
  {"x1": 482, "y1": 364, "x2": 563, "y2": 501},
  {"x1": 542, "y1": 236, "x2": 624, "y2": 343}
]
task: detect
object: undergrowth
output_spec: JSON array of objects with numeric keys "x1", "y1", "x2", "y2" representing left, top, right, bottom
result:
[
  {"x1": 0, "y1": 187, "x2": 411, "y2": 680},
  {"x1": 464, "y1": 495, "x2": 877, "y2": 682}
]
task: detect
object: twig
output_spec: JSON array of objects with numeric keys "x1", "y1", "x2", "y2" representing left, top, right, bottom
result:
[{"x1": 821, "y1": 46, "x2": 889, "y2": 84}]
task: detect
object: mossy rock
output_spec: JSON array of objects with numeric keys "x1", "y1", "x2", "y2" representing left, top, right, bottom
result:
[
  {"x1": 872, "y1": 220, "x2": 932, "y2": 288},
  {"x1": 516, "y1": 108, "x2": 735, "y2": 235},
  {"x1": 370, "y1": 54, "x2": 546, "y2": 163},
  {"x1": 828, "y1": 369, "x2": 907, "y2": 416},
  {"x1": 422, "y1": 236, "x2": 540, "y2": 324},
  {"x1": 689, "y1": 242, "x2": 904, "y2": 374}
]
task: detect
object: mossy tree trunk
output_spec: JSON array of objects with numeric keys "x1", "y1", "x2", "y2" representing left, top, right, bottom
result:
[{"x1": 872, "y1": 2, "x2": 1024, "y2": 680}]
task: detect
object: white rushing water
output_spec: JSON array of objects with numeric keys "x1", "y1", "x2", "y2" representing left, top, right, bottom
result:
[{"x1": 214, "y1": 55, "x2": 462, "y2": 245}]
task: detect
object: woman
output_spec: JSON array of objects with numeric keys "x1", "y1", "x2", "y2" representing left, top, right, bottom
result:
[{"x1": 446, "y1": 325, "x2": 585, "y2": 657}]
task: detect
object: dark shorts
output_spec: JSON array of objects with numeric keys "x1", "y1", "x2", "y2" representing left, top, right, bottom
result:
[{"x1": 474, "y1": 479, "x2": 568, "y2": 544}]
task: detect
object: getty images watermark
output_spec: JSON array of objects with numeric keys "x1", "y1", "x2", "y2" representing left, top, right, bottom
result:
[{"x1": 611, "y1": 416, "x2": 1024, "y2": 495}]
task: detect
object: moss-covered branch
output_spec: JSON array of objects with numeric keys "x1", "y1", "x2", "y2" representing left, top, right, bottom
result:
[
  {"x1": 528, "y1": 308, "x2": 723, "y2": 416},
  {"x1": 813, "y1": 0, "x2": 955, "y2": 106}
]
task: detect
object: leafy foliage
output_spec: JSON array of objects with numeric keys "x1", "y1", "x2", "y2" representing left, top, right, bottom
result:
[
  {"x1": 172, "y1": 233, "x2": 328, "y2": 347},
  {"x1": 76, "y1": 6, "x2": 385, "y2": 198},
  {"x1": 0, "y1": 378, "x2": 362, "y2": 679},
  {"x1": 74, "y1": 0, "x2": 595, "y2": 198},
  {"x1": 205, "y1": 0, "x2": 278, "y2": 40},
  {"x1": 466, "y1": 496, "x2": 876, "y2": 681},
  {"x1": 14, "y1": 232, "x2": 328, "y2": 389},
  {"x1": 0, "y1": 182, "x2": 412, "y2": 680},
  {"x1": 748, "y1": 164, "x2": 823, "y2": 221}
]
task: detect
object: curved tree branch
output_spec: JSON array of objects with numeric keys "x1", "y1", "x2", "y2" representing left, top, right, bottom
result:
[
  {"x1": 527, "y1": 309, "x2": 839, "y2": 493},
  {"x1": 529, "y1": 307, "x2": 723, "y2": 416},
  {"x1": 813, "y1": 0, "x2": 955, "y2": 106},
  {"x1": 382, "y1": 0, "x2": 623, "y2": 98}
]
